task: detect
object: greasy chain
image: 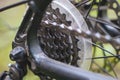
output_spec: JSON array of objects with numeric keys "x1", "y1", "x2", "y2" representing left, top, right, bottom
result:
[{"x1": 42, "y1": 20, "x2": 120, "y2": 47}]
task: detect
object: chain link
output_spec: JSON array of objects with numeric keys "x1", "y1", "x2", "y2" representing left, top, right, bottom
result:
[{"x1": 42, "y1": 19, "x2": 120, "y2": 47}]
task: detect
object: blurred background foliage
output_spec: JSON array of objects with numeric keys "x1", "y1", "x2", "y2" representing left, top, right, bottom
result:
[
  {"x1": 0, "y1": 0, "x2": 39, "y2": 80},
  {"x1": 0, "y1": 0, "x2": 120, "y2": 80}
]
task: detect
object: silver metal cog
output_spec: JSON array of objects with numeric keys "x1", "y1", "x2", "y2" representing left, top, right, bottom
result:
[
  {"x1": 37, "y1": 0, "x2": 92, "y2": 79},
  {"x1": 38, "y1": 0, "x2": 92, "y2": 69}
]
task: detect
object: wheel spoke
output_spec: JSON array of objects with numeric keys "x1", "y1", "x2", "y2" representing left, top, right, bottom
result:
[
  {"x1": 92, "y1": 61, "x2": 113, "y2": 77},
  {"x1": 0, "y1": 0, "x2": 28, "y2": 12},
  {"x1": 84, "y1": 0, "x2": 95, "y2": 19},
  {"x1": 87, "y1": 55, "x2": 120, "y2": 60},
  {"x1": 75, "y1": 0, "x2": 91, "y2": 8},
  {"x1": 73, "y1": 0, "x2": 120, "y2": 78}
]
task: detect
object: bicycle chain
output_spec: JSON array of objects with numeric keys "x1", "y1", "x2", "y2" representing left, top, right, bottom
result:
[
  {"x1": 42, "y1": 18, "x2": 120, "y2": 47},
  {"x1": 37, "y1": 4, "x2": 82, "y2": 80},
  {"x1": 38, "y1": 5, "x2": 81, "y2": 65},
  {"x1": 72, "y1": 0, "x2": 120, "y2": 77},
  {"x1": 37, "y1": 1, "x2": 120, "y2": 79},
  {"x1": 72, "y1": 0, "x2": 120, "y2": 46}
]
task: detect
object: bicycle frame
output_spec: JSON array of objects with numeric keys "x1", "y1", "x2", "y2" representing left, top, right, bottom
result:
[{"x1": 0, "y1": 0, "x2": 118, "y2": 80}]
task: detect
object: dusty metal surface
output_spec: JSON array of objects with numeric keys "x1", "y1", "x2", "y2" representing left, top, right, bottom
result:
[
  {"x1": 38, "y1": 0, "x2": 92, "y2": 68},
  {"x1": 37, "y1": 0, "x2": 92, "y2": 79}
]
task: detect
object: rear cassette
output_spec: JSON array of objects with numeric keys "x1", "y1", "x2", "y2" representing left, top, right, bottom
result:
[
  {"x1": 38, "y1": 0, "x2": 92, "y2": 69},
  {"x1": 37, "y1": 0, "x2": 92, "y2": 79}
]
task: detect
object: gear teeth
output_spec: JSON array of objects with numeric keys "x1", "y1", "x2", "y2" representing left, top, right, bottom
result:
[
  {"x1": 66, "y1": 48, "x2": 74, "y2": 55},
  {"x1": 62, "y1": 14, "x2": 66, "y2": 20},
  {"x1": 69, "y1": 49, "x2": 74, "y2": 55},
  {"x1": 67, "y1": 21, "x2": 72, "y2": 25},
  {"x1": 75, "y1": 38, "x2": 79, "y2": 43},
  {"x1": 38, "y1": 3, "x2": 85, "y2": 69},
  {"x1": 77, "y1": 56, "x2": 81, "y2": 60},
  {"x1": 77, "y1": 48, "x2": 81, "y2": 52}
]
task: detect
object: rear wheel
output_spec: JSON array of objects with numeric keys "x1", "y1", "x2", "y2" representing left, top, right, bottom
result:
[{"x1": 71, "y1": 0, "x2": 120, "y2": 79}]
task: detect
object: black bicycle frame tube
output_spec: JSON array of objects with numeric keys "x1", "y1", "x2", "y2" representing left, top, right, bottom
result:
[
  {"x1": 27, "y1": 14, "x2": 117, "y2": 79},
  {"x1": 27, "y1": 0, "x2": 117, "y2": 80},
  {"x1": 27, "y1": 20, "x2": 117, "y2": 79},
  {"x1": 0, "y1": 0, "x2": 118, "y2": 80}
]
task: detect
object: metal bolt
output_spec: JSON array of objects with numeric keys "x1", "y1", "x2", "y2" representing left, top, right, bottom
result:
[{"x1": 10, "y1": 46, "x2": 26, "y2": 62}]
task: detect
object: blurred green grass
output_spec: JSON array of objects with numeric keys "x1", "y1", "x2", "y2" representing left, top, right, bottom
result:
[
  {"x1": 0, "y1": 0, "x2": 24, "y2": 71},
  {"x1": 0, "y1": 0, "x2": 120, "y2": 79},
  {"x1": 0, "y1": 1, "x2": 39, "y2": 80}
]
